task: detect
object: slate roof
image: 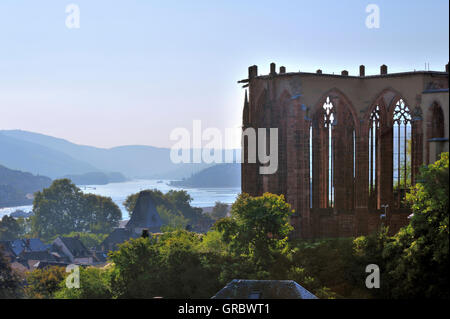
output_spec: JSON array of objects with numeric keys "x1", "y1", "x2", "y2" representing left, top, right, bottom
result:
[
  {"x1": 211, "y1": 280, "x2": 318, "y2": 299},
  {"x1": 100, "y1": 228, "x2": 139, "y2": 251},
  {"x1": 57, "y1": 237, "x2": 91, "y2": 258},
  {"x1": 18, "y1": 250, "x2": 57, "y2": 261},
  {"x1": 0, "y1": 238, "x2": 49, "y2": 257},
  {"x1": 125, "y1": 191, "x2": 163, "y2": 232}
]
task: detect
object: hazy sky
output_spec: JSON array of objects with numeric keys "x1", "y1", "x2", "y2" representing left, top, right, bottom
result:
[{"x1": 0, "y1": 0, "x2": 448, "y2": 149}]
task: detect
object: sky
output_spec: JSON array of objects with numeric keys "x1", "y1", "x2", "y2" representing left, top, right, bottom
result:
[{"x1": 0, "y1": 0, "x2": 448, "y2": 149}]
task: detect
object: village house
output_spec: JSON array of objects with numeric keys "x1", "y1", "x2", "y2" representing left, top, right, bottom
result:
[
  {"x1": 99, "y1": 191, "x2": 163, "y2": 252},
  {"x1": 212, "y1": 279, "x2": 318, "y2": 299},
  {"x1": 52, "y1": 236, "x2": 93, "y2": 265}
]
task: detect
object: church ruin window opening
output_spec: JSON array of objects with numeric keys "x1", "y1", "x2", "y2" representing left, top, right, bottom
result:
[
  {"x1": 393, "y1": 99, "x2": 412, "y2": 206},
  {"x1": 369, "y1": 105, "x2": 380, "y2": 208},
  {"x1": 323, "y1": 97, "x2": 335, "y2": 208},
  {"x1": 431, "y1": 102, "x2": 445, "y2": 139}
]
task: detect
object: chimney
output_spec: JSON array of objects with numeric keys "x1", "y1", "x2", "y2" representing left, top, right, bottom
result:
[
  {"x1": 248, "y1": 65, "x2": 258, "y2": 79},
  {"x1": 359, "y1": 65, "x2": 365, "y2": 77},
  {"x1": 270, "y1": 62, "x2": 276, "y2": 75},
  {"x1": 279, "y1": 66, "x2": 286, "y2": 74},
  {"x1": 380, "y1": 64, "x2": 388, "y2": 75},
  {"x1": 141, "y1": 229, "x2": 149, "y2": 238},
  {"x1": 446, "y1": 62, "x2": 449, "y2": 73},
  {"x1": 341, "y1": 70, "x2": 348, "y2": 76},
  {"x1": 316, "y1": 69, "x2": 322, "y2": 74}
]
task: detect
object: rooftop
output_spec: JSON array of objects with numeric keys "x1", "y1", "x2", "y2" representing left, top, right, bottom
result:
[{"x1": 212, "y1": 279, "x2": 318, "y2": 299}]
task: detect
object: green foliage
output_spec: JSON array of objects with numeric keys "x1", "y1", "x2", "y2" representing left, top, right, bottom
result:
[
  {"x1": 54, "y1": 266, "x2": 112, "y2": 299},
  {"x1": 25, "y1": 266, "x2": 67, "y2": 299},
  {"x1": 353, "y1": 153, "x2": 449, "y2": 299},
  {"x1": 389, "y1": 152, "x2": 449, "y2": 298},
  {"x1": 210, "y1": 201, "x2": 229, "y2": 220},
  {"x1": 157, "y1": 205, "x2": 188, "y2": 229},
  {"x1": 215, "y1": 193, "x2": 293, "y2": 265},
  {"x1": 108, "y1": 231, "x2": 223, "y2": 298},
  {"x1": 32, "y1": 179, "x2": 121, "y2": 240},
  {"x1": 123, "y1": 189, "x2": 212, "y2": 232},
  {"x1": 0, "y1": 215, "x2": 26, "y2": 241},
  {"x1": 289, "y1": 238, "x2": 364, "y2": 298},
  {"x1": 0, "y1": 250, "x2": 23, "y2": 298},
  {"x1": 43, "y1": 159, "x2": 449, "y2": 300}
]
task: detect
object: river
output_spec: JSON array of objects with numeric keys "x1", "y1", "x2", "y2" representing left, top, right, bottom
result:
[{"x1": 0, "y1": 179, "x2": 241, "y2": 220}]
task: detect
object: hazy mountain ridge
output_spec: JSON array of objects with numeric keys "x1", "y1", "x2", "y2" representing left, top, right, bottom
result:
[
  {"x1": 170, "y1": 163, "x2": 241, "y2": 188},
  {"x1": 0, "y1": 164, "x2": 52, "y2": 208},
  {"x1": 0, "y1": 132, "x2": 98, "y2": 178},
  {"x1": 0, "y1": 130, "x2": 240, "y2": 180}
]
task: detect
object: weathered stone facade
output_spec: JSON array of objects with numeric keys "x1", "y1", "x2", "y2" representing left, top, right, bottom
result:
[{"x1": 240, "y1": 63, "x2": 449, "y2": 238}]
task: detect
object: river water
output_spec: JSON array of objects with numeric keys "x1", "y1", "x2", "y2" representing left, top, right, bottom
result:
[{"x1": 0, "y1": 179, "x2": 241, "y2": 220}]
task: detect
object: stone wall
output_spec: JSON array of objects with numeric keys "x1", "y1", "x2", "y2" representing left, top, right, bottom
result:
[{"x1": 241, "y1": 63, "x2": 449, "y2": 238}]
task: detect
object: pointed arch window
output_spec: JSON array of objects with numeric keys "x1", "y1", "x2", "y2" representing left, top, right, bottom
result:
[
  {"x1": 369, "y1": 105, "x2": 380, "y2": 208},
  {"x1": 393, "y1": 99, "x2": 412, "y2": 205},
  {"x1": 323, "y1": 97, "x2": 335, "y2": 208}
]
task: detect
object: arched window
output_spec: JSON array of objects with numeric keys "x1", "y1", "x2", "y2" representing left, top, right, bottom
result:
[
  {"x1": 431, "y1": 103, "x2": 445, "y2": 139},
  {"x1": 392, "y1": 99, "x2": 412, "y2": 206},
  {"x1": 323, "y1": 97, "x2": 335, "y2": 208},
  {"x1": 368, "y1": 105, "x2": 380, "y2": 208},
  {"x1": 311, "y1": 94, "x2": 355, "y2": 211}
]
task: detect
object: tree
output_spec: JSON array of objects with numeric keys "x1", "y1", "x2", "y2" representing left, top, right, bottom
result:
[
  {"x1": 32, "y1": 179, "x2": 121, "y2": 240},
  {"x1": 156, "y1": 205, "x2": 188, "y2": 229},
  {"x1": 0, "y1": 250, "x2": 23, "y2": 298},
  {"x1": 388, "y1": 152, "x2": 449, "y2": 298},
  {"x1": 215, "y1": 193, "x2": 293, "y2": 266},
  {"x1": 0, "y1": 215, "x2": 23, "y2": 241},
  {"x1": 109, "y1": 231, "x2": 224, "y2": 298},
  {"x1": 123, "y1": 189, "x2": 212, "y2": 232},
  {"x1": 84, "y1": 194, "x2": 122, "y2": 234},
  {"x1": 25, "y1": 266, "x2": 67, "y2": 299},
  {"x1": 54, "y1": 266, "x2": 112, "y2": 299},
  {"x1": 352, "y1": 152, "x2": 449, "y2": 299},
  {"x1": 210, "y1": 201, "x2": 229, "y2": 220},
  {"x1": 109, "y1": 236, "x2": 162, "y2": 298}
]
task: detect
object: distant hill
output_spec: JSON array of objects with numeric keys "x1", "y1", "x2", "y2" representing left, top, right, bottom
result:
[
  {"x1": 0, "y1": 132, "x2": 97, "y2": 179},
  {"x1": 170, "y1": 164, "x2": 241, "y2": 188},
  {"x1": 0, "y1": 130, "x2": 240, "y2": 180},
  {"x1": 0, "y1": 164, "x2": 52, "y2": 208},
  {"x1": 63, "y1": 172, "x2": 128, "y2": 185}
]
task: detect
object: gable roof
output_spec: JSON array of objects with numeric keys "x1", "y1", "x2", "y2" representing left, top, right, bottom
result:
[
  {"x1": 125, "y1": 191, "x2": 163, "y2": 232},
  {"x1": 212, "y1": 280, "x2": 318, "y2": 299},
  {"x1": 57, "y1": 237, "x2": 91, "y2": 258}
]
